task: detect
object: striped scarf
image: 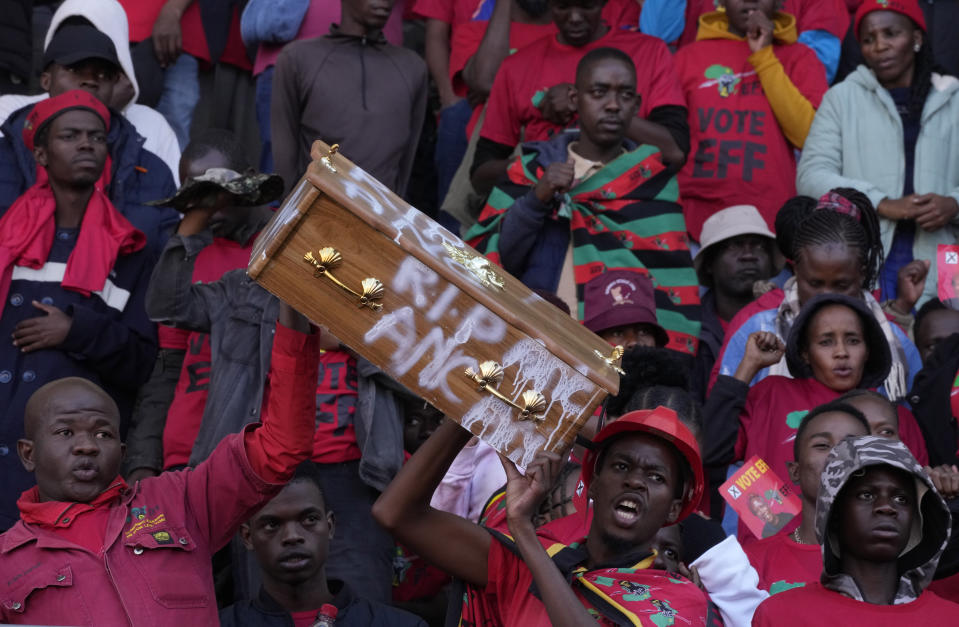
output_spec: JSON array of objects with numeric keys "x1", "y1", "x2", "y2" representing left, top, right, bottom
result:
[{"x1": 466, "y1": 139, "x2": 701, "y2": 354}]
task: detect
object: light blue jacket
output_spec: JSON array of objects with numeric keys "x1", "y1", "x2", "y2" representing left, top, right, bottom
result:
[{"x1": 796, "y1": 65, "x2": 959, "y2": 306}]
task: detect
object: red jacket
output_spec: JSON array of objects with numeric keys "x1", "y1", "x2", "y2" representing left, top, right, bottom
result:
[{"x1": 0, "y1": 324, "x2": 319, "y2": 626}]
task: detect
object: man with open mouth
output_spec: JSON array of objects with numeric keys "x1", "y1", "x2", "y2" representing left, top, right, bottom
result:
[{"x1": 374, "y1": 405, "x2": 714, "y2": 625}]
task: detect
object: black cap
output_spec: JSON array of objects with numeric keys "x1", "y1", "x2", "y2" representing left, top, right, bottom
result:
[{"x1": 42, "y1": 25, "x2": 120, "y2": 70}]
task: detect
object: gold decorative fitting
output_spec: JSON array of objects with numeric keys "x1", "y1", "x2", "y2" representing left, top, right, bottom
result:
[
  {"x1": 465, "y1": 360, "x2": 547, "y2": 422},
  {"x1": 443, "y1": 242, "x2": 505, "y2": 291},
  {"x1": 321, "y1": 143, "x2": 339, "y2": 173},
  {"x1": 594, "y1": 345, "x2": 626, "y2": 375},
  {"x1": 303, "y1": 247, "x2": 384, "y2": 311}
]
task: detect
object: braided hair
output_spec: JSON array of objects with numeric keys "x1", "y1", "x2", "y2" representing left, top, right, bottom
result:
[
  {"x1": 909, "y1": 37, "x2": 937, "y2": 120},
  {"x1": 774, "y1": 195, "x2": 816, "y2": 259},
  {"x1": 788, "y1": 187, "x2": 884, "y2": 291}
]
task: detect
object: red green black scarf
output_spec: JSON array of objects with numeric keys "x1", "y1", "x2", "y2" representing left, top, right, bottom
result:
[{"x1": 466, "y1": 141, "x2": 701, "y2": 354}]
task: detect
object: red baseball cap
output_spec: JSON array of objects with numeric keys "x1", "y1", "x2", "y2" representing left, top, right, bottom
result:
[
  {"x1": 23, "y1": 89, "x2": 110, "y2": 152},
  {"x1": 581, "y1": 406, "x2": 704, "y2": 525},
  {"x1": 854, "y1": 0, "x2": 926, "y2": 40}
]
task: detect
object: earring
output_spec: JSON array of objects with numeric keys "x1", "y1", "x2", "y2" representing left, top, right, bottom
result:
[{"x1": 914, "y1": 43, "x2": 921, "y2": 52}]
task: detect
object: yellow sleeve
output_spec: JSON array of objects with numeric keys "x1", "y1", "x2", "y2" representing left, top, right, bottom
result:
[{"x1": 748, "y1": 46, "x2": 816, "y2": 149}]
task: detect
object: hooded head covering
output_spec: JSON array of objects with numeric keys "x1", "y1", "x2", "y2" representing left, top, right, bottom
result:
[
  {"x1": 44, "y1": 0, "x2": 139, "y2": 107},
  {"x1": 815, "y1": 435, "x2": 951, "y2": 604},
  {"x1": 785, "y1": 293, "x2": 892, "y2": 390}
]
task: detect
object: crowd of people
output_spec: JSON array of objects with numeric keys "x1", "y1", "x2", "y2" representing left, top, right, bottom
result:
[{"x1": 2, "y1": 0, "x2": 959, "y2": 624}]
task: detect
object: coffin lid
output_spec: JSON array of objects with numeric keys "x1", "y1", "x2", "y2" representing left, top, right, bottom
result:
[{"x1": 250, "y1": 140, "x2": 621, "y2": 395}]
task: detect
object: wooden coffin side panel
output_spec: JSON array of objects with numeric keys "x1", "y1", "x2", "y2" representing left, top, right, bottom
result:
[
  {"x1": 249, "y1": 178, "x2": 319, "y2": 280},
  {"x1": 251, "y1": 192, "x2": 607, "y2": 468},
  {"x1": 305, "y1": 141, "x2": 620, "y2": 395}
]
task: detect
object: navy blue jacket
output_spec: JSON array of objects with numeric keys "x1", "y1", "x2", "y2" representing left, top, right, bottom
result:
[
  {"x1": 0, "y1": 227, "x2": 158, "y2": 530},
  {"x1": 0, "y1": 104, "x2": 180, "y2": 253}
]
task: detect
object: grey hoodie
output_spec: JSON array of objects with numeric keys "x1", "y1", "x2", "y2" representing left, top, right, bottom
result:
[{"x1": 815, "y1": 435, "x2": 952, "y2": 604}]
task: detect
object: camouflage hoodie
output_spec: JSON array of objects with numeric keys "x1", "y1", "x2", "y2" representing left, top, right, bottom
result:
[{"x1": 815, "y1": 436, "x2": 951, "y2": 604}]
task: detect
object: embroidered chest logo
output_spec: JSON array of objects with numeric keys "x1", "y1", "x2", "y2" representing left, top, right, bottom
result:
[
  {"x1": 125, "y1": 511, "x2": 167, "y2": 538},
  {"x1": 700, "y1": 65, "x2": 759, "y2": 98}
]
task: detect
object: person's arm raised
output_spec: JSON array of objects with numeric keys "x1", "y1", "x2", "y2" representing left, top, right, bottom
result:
[
  {"x1": 501, "y1": 452, "x2": 598, "y2": 626},
  {"x1": 373, "y1": 420, "x2": 492, "y2": 587}
]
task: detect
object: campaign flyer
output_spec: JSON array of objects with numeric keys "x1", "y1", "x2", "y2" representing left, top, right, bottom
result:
[{"x1": 721, "y1": 456, "x2": 801, "y2": 540}]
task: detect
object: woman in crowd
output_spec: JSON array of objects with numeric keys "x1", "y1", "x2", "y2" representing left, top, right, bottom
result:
[
  {"x1": 713, "y1": 188, "x2": 922, "y2": 403},
  {"x1": 797, "y1": 0, "x2": 959, "y2": 306}
]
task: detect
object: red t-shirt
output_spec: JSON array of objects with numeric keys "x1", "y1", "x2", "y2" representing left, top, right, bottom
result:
[
  {"x1": 678, "y1": 0, "x2": 850, "y2": 48},
  {"x1": 896, "y1": 405, "x2": 929, "y2": 466},
  {"x1": 181, "y1": 3, "x2": 251, "y2": 70},
  {"x1": 733, "y1": 376, "x2": 930, "y2": 542},
  {"x1": 449, "y1": 20, "x2": 556, "y2": 97},
  {"x1": 744, "y1": 531, "x2": 821, "y2": 594},
  {"x1": 674, "y1": 37, "x2": 827, "y2": 240},
  {"x1": 480, "y1": 28, "x2": 685, "y2": 147},
  {"x1": 312, "y1": 349, "x2": 361, "y2": 464},
  {"x1": 928, "y1": 572, "x2": 959, "y2": 604},
  {"x1": 753, "y1": 582, "x2": 959, "y2": 626},
  {"x1": 449, "y1": 19, "x2": 556, "y2": 139},
  {"x1": 161, "y1": 236, "x2": 257, "y2": 469},
  {"x1": 119, "y1": 0, "x2": 250, "y2": 69},
  {"x1": 602, "y1": 0, "x2": 642, "y2": 30},
  {"x1": 737, "y1": 376, "x2": 839, "y2": 483},
  {"x1": 412, "y1": 0, "x2": 484, "y2": 24},
  {"x1": 486, "y1": 537, "x2": 710, "y2": 625},
  {"x1": 119, "y1": 0, "x2": 164, "y2": 43}
]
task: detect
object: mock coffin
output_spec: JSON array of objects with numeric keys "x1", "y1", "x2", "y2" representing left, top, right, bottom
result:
[{"x1": 248, "y1": 141, "x2": 622, "y2": 467}]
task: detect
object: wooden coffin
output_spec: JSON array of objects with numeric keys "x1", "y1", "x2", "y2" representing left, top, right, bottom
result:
[{"x1": 249, "y1": 141, "x2": 622, "y2": 468}]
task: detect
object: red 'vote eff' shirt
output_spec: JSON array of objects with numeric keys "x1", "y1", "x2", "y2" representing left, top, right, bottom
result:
[
  {"x1": 311, "y1": 349, "x2": 361, "y2": 464},
  {"x1": 674, "y1": 36, "x2": 826, "y2": 239}
]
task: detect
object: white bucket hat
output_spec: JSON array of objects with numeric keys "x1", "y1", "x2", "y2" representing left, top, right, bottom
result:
[{"x1": 693, "y1": 205, "x2": 777, "y2": 282}]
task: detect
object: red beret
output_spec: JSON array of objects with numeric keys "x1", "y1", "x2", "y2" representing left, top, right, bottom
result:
[
  {"x1": 23, "y1": 89, "x2": 110, "y2": 151},
  {"x1": 854, "y1": 0, "x2": 927, "y2": 40}
]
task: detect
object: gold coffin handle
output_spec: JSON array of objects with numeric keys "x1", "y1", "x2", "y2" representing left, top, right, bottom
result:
[
  {"x1": 464, "y1": 361, "x2": 548, "y2": 422},
  {"x1": 594, "y1": 345, "x2": 626, "y2": 376},
  {"x1": 303, "y1": 247, "x2": 385, "y2": 312}
]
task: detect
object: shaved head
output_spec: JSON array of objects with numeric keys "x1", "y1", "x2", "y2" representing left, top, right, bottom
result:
[
  {"x1": 24, "y1": 377, "x2": 119, "y2": 438},
  {"x1": 19, "y1": 377, "x2": 124, "y2": 503}
]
